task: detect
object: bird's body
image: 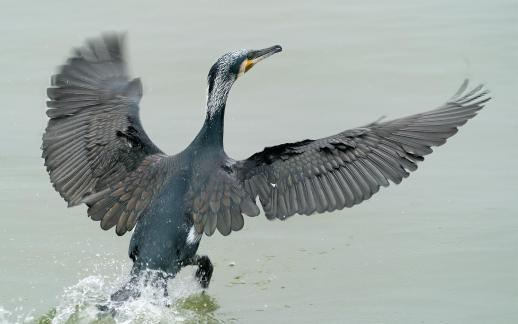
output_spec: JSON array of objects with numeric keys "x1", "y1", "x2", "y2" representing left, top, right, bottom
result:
[
  {"x1": 128, "y1": 94, "x2": 238, "y2": 280},
  {"x1": 128, "y1": 155, "x2": 194, "y2": 275},
  {"x1": 129, "y1": 142, "x2": 226, "y2": 276},
  {"x1": 42, "y1": 34, "x2": 490, "y2": 302}
]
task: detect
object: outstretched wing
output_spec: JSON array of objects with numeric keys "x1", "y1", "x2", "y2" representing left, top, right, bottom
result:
[
  {"x1": 234, "y1": 80, "x2": 490, "y2": 220},
  {"x1": 42, "y1": 34, "x2": 172, "y2": 235}
]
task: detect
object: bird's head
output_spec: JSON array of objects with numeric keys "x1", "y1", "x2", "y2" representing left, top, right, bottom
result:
[{"x1": 206, "y1": 45, "x2": 282, "y2": 111}]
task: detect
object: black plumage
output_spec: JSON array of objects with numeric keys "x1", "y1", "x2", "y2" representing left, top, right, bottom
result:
[{"x1": 42, "y1": 34, "x2": 490, "y2": 300}]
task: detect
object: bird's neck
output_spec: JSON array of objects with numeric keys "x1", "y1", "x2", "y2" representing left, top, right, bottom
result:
[
  {"x1": 192, "y1": 75, "x2": 235, "y2": 149},
  {"x1": 192, "y1": 94, "x2": 228, "y2": 149},
  {"x1": 200, "y1": 105, "x2": 225, "y2": 147}
]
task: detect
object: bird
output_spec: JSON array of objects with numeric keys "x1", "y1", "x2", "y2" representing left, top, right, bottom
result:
[{"x1": 42, "y1": 34, "x2": 490, "y2": 302}]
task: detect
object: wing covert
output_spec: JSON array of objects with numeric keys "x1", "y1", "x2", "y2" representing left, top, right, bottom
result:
[{"x1": 185, "y1": 166, "x2": 260, "y2": 237}]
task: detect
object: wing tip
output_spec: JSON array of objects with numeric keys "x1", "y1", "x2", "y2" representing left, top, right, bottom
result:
[
  {"x1": 451, "y1": 79, "x2": 491, "y2": 106},
  {"x1": 125, "y1": 78, "x2": 143, "y2": 102}
]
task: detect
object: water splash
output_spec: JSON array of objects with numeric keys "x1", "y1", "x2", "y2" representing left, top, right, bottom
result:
[
  {"x1": 1, "y1": 269, "x2": 221, "y2": 324},
  {"x1": 48, "y1": 270, "x2": 220, "y2": 324}
]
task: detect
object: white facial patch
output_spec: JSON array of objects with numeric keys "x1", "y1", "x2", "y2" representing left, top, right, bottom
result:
[{"x1": 206, "y1": 49, "x2": 247, "y2": 118}]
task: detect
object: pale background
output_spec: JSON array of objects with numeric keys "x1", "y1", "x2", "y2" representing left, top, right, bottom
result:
[{"x1": 0, "y1": 0, "x2": 517, "y2": 323}]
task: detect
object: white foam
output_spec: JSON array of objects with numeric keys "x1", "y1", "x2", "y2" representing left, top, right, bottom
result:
[
  {"x1": 2, "y1": 265, "x2": 212, "y2": 324},
  {"x1": 49, "y1": 270, "x2": 204, "y2": 323}
]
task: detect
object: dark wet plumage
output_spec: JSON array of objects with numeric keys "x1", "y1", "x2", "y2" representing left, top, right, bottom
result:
[{"x1": 42, "y1": 34, "x2": 490, "y2": 299}]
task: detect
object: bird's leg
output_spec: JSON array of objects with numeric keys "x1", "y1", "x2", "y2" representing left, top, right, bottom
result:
[
  {"x1": 195, "y1": 255, "x2": 213, "y2": 289},
  {"x1": 109, "y1": 270, "x2": 169, "y2": 303},
  {"x1": 97, "y1": 275, "x2": 141, "y2": 313},
  {"x1": 187, "y1": 255, "x2": 213, "y2": 288},
  {"x1": 147, "y1": 271, "x2": 170, "y2": 298},
  {"x1": 109, "y1": 274, "x2": 141, "y2": 303}
]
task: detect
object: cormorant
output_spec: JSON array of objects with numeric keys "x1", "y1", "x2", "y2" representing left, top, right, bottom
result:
[{"x1": 42, "y1": 34, "x2": 490, "y2": 301}]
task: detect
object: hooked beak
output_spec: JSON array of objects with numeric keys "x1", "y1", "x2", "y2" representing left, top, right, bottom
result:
[{"x1": 241, "y1": 45, "x2": 282, "y2": 74}]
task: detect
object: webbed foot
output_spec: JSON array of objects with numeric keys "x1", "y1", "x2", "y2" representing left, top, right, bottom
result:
[{"x1": 194, "y1": 255, "x2": 213, "y2": 289}]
